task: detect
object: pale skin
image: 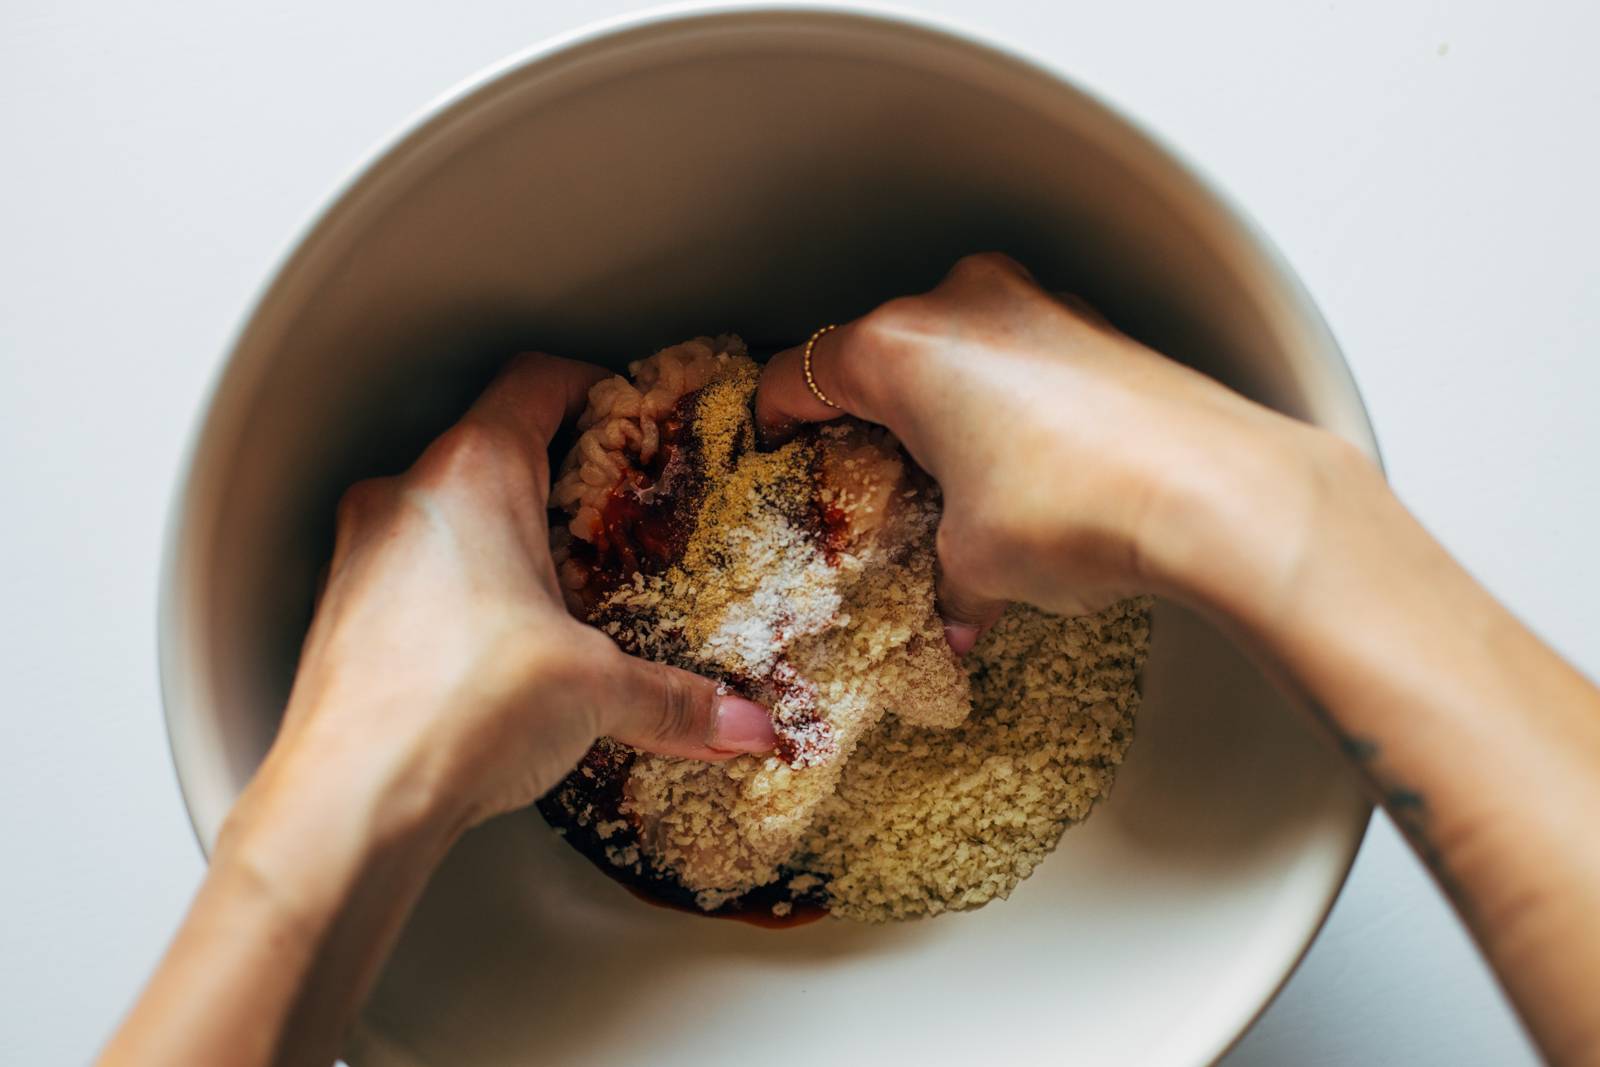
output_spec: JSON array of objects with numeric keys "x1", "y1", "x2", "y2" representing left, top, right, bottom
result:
[{"x1": 101, "y1": 255, "x2": 1600, "y2": 1066}]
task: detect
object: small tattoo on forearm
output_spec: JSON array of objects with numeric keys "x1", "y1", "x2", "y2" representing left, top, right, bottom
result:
[
  {"x1": 1319, "y1": 719, "x2": 1463, "y2": 905},
  {"x1": 1385, "y1": 787, "x2": 1426, "y2": 813},
  {"x1": 1339, "y1": 735, "x2": 1380, "y2": 763}
]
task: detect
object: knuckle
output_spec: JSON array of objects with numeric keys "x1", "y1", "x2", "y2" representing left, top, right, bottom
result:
[
  {"x1": 859, "y1": 295, "x2": 931, "y2": 343},
  {"x1": 411, "y1": 420, "x2": 505, "y2": 488},
  {"x1": 516, "y1": 625, "x2": 617, "y2": 736},
  {"x1": 545, "y1": 624, "x2": 615, "y2": 679},
  {"x1": 938, "y1": 253, "x2": 1039, "y2": 310},
  {"x1": 950, "y1": 251, "x2": 1029, "y2": 283},
  {"x1": 852, "y1": 300, "x2": 934, "y2": 390},
  {"x1": 652, "y1": 668, "x2": 704, "y2": 744},
  {"x1": 335, "y1": 477, "x2": 393, "y2": 529}
]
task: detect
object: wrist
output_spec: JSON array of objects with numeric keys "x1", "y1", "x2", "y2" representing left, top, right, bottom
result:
[
  {"x1": 190, "y1": 710, "x2": 469, "y2": 1067},
  {"x1": 214, "y1": 716, "x2": 466, "y2": 932},
  {"x1": 1140, "y1": 414, "x2": 1386, "y2": 628}
]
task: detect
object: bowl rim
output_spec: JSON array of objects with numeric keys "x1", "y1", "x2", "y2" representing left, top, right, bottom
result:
[{"x1": 158, "y1": 5, "x2": 1380, "y2": 1064}]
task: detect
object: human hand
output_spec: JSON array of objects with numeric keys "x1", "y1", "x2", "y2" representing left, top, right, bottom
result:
[
  {"x1": 246, "y1": 353, "x2": 777, "y2": 840},
  {"x1": 756, "y1": 253, "x2": 1348, "y2": 650},
  {"x1": 100, "y1": 355, "x2": 778, "y2": 1067}
]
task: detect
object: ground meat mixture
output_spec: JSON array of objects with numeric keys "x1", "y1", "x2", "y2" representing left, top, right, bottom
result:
[{"x1": 539, "y1": 336, "x2": 1151, "y2": 923}]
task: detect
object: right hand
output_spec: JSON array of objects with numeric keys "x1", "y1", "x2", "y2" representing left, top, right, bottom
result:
[{"x1": 756, "y1": 253, "x2": 1347, "y2": 649}]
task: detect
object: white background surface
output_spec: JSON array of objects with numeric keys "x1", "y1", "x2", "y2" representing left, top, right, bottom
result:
[{"x1": 2, "y1": 1, "x2": 1593, "y2": 1063}]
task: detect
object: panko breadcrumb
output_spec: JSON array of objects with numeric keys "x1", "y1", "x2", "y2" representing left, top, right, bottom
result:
[{"x1": 801, "y1": 599, "x2": 1151, "y2": 921}]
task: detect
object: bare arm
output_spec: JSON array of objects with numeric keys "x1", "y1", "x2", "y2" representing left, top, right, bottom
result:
[
  {"x1": 102, "y1": 255, "x2": 1600, "y2": 1065},
  {"x1": 97, "y1": 745, "x2": 458, "y2": 1066},
  {"x1": 757, "y1": 253, "x2": 1600, "y2": 1065},
  {"x1": 99, "y1": 355, "x2": 777, "y2": 1067},
  {"x1": 1197, "y1": 445, "x2": 1600, "y2": 1066}
]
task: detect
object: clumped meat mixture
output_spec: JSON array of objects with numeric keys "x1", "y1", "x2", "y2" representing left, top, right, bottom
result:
[{"x1": 541, "y1": 336, "x2": 1151, "y2": 923}]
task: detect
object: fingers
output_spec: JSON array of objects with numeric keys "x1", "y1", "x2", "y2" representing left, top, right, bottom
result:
[
  {"x1": 754, "y1": 320, "x2": 861, "y2": 445},
  {"x1": 754, "y1": 252, "x2": 1042, "y2": 445},
  {"x1": 936, "y1": 567, "x2": 1009, "y2": 657},
  {"x1": 602, "y1": 652, "x2": 778, "y2": 761},
  {"x1": 470, "y1": 352, "x2": 610, "y2": 450},
  {"x1": 935, "y1": 519, "x2": 1009, "y2": 656},
  {"x1": 943, "y1": 249, "x2": 1036, "y2": 286}
]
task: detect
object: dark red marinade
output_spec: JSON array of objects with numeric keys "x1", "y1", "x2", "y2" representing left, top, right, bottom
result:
[{"x1": 556, "y1": 392, "x2": 701, "y2": 615}]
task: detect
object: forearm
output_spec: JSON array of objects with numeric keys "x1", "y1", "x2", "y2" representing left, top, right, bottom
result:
[
  {"x1": 1168, "y1": 428, "x2": 1600, "y2": 1065},
  {"x1": 100, "y1": 728, "x2": 460, "y2": 1067}
]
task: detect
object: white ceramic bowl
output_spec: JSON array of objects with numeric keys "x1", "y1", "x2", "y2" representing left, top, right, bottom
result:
[{"x1": 161, "y1": 7, "x2": 1377, "y2": 1065}]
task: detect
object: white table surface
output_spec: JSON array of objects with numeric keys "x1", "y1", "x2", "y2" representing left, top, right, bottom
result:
[{"x1": 4, "y1": 1, "x2": 1592, "y2": 1063}]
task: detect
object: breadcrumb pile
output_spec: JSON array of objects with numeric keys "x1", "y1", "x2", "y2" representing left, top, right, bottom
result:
[
  {"x1": 541, "y1": 335, "x2": 1151, "y2": 922},
  {"x1": 801, "y1": 599, "x2": 1151, "y2": 921}
]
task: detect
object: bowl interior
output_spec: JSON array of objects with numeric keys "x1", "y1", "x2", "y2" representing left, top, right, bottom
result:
[{"x1": 162, "y1": 11, "x2": 1372, "y2": 1067}]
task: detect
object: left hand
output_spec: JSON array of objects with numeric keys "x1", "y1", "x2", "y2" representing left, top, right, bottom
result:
[
  {"x1": 243, "y1": 353, "x2": 777, "y2": 840},
  {"x1": 98, "y1": 355, "x2": 778, "y2": 1067}
]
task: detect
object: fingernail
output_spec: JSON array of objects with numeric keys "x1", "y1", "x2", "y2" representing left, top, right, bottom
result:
[
  {"x1": 710, "y1": 695, "x2": 778, "y2": 754},
  {"x1": 944, "y1": 622, "x2": 983, "y2": 658}
]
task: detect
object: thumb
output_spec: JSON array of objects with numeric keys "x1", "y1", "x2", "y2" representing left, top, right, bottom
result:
[
  {"x1": 602, "y1": 653, "x2": 778, "y2": 761},
  {"x1": 934, "y1": 525, "x2": 1008, "y2": 658},
  {"x1": 937, "y1": 569, "x2": 1009, "y2": 658},
  {"x1": 935, "y1": 516, "x2": 1009, "y2": 657}
]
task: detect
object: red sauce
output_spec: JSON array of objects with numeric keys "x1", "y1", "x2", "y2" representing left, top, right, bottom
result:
[
  {"x1": 559, "y1": 403, "x2": 699, "y2": 612},
  {"x1": 818, "y1": 502, "x2": 852, "y2": 562},
  {"x1": 592, "y1": 472, "x2": 686, "y2": 574}
]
